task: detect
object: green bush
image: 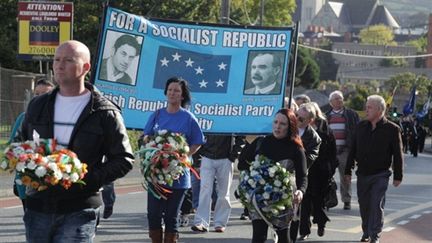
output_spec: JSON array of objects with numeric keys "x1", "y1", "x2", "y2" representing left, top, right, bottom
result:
[{"x1": 127, "y1": 129, "x2": 142, "y2": 152}]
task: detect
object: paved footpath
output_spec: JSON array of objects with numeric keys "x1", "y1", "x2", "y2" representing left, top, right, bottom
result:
[{"x1": 1, "y1": 184, "x2": 431, "y2": 243}]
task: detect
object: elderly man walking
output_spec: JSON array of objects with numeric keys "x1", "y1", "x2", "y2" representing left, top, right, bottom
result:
[
  {"x1": 345, "y1": 95, "x2": 403, "y2": 243},
  {"x1": 326, "y1": 90, "x2": 359, "y2": 210}
]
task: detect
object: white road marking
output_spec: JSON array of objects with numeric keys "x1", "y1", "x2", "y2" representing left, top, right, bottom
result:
[{"x1": 397, "y1": 220, "x2": 409, "y2": 225}]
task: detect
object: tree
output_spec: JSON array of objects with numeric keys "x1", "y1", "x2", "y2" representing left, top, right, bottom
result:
[
  {"x1": 1, "y1": 0, "x2": 297, "y2": 73},
  {"x1": 317, "y1": 80, "x2": 341, "y2": 93},
  {"x1": 315, "y1": 43, "x2": 338, "y2": 81},
  {"x1": 0, "y1": 0, "x2": 221, "y2": 73},
  {"x1": 359, "y1": 24, "x2": 397, "y2": 46},
  {"x1": 230, "y1": 0, "x2": 295, "y2": 26},
  {"x1": 293, "y1": 47, "x2": 320, "y2": 88},
  {"x1": 0, "y1": 0, "x2": 40, "y2": 72},
  {"x1": 380, "y1": 57, "x2": 408, "y2": 67},
  {"x1": 407, "y1": 36, "x2": 428, "y2": 68},
  {"x1": 385, "y1": 72, "x2": 431, "y2": 105}
]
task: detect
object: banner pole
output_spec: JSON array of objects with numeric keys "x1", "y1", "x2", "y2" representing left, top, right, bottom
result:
[
  {"x1": 287, "y1": 21, "x2": 299, "y2": 109},
  {"x1": 90, "y1": 1, "x2": 110, "y2": 84}
]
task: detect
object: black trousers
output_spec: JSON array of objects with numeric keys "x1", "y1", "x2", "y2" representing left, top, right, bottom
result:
[
  {"x1": 252, "y1": 219, "x2": 291, "y2": 243},
  {"x1": 357, "y1": 171, "x2": 390, "y2": 241},
  {"x1": 299, "y1": 192, "x2": 330, "y2": 235}
]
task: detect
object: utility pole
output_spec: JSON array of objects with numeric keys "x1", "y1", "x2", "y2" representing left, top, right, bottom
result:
[
  {"x1": 221, "y1": 0, "x2": 230, "y2": 24},
  {"x1": 259, "y1": 0, "x2": 265, "y2": 26}
]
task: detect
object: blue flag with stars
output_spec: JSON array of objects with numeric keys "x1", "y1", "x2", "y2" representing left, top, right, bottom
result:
[
  {"x1": 153, "y1": 46, "x2": 231, "y2": 93},
  {"x1": 403, "y1": 85, "x2": 416, "y2": 115}
]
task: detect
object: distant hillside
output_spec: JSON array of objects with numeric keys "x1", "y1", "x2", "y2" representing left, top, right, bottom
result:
[{"x1": 381, "y1": 0, "x2": 431, "y2": 27}]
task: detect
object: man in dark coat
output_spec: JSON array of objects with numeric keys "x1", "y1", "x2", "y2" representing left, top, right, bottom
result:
[{"x1": 345, "y1": 95, "x2": 403, "y2": 243}]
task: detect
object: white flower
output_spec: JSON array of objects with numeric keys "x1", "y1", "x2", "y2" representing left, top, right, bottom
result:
[
  {"x1": 27, "y1": 161, "x2": 37, "y2": 170},
  {"x1": 48, "y1": 162, "x2": 58, "y2": 171},
  {"x1": 277, "y1": 205, "x2": 285, "y2": 210},
  {"x1": 271, "y1": 208, "x2": 279, "y2": 215},
  {"x1": 248, "y1": 179, "x2": 256, "y2": 188},
  {"x1": 70, "y1": 172, "x2": 79, "y2": 182},
  {"x1": 155, "y1": 136, "x2": 162, "y2": 143},
  {"x1": 15, "y1": 162, "x2": 26, "y2": 172},
  {"x1": 171, "y1": 160, "x2": 179, "y2": 166},
  {"x1": 183, "y1": 145, "x2": 190, "y2": 153},
  {"x1": 40, "y1": 157, "x2": 49, "y2": 165},
  {"x1": 54, "y1": 170, "x2": 63, "y2": 180},
  {"x1": 62, "y1": 173, "x2": 70, "y2": 180},
  {"x1": 263, "y1": 192, "x2": 270, "y2": 199},
  {"x1": 167, "y1": 137, "x2": 175, "y2": 145},
  {"x1": 158, "y1": 129, "x2": 168, "y2": 135},
  {"x1": 274, "y1": 180, "x2": 282, "y2": 187},
  {"x1": 250, "y1": 170, "x2": 258, "y2": 176},
  {"x1": 252, "y1": 160, "x2": 260, "y2": 168},
  {"x1": 259, "y1": 179, "x2": 266, "y2": 185},
  {"x1": 35, "y1": 166, "x2": 47, "y2": 177},
  {"x1": 73, "y1": 158, "x2": 82, "y2": 169},
  {"x1": 157, "y1": 144, "x2": 163, "y2": 149},
  {"x1": 146, "y1": 141, "x2": 156, "y2": 148},
  {"x1": 0, "y1": 160, "x2": 8, "y2": 170},
  {"x1": 282, "y1": 193, "x2": 289, "y2": 199},
  {"x1": 64, "y1": 164, "x2": 72, "y2": 173}
]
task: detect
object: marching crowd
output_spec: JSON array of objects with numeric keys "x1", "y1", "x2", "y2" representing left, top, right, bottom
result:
[{"x1": 11, "y1": 40, "x2": 429, "y2": 243}]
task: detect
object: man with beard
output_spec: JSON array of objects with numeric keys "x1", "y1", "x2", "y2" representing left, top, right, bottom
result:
[
  {"x1": 100, "y1": 34, "x2": 140, "y2": 85},
  {"x1": 244, "y1": 52, "x2": 282, "y2": 95}
]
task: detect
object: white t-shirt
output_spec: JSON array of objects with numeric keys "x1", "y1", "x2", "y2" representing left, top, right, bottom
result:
[{"x1": 54, "y1": 91, "x2": 91, "y2": 146}]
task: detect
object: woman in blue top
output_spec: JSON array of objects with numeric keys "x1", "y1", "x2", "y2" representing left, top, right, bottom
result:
[{"x1": 143, "y1": 77, "x2": 205, "y2": 243}]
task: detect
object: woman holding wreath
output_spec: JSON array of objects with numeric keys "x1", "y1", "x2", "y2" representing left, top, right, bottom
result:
[
  {"x1": 238, "y1": 108, "x2": 307, "y2": 243},
  {"x1": 142, "y1": 77, "x2": 205, "y2": 243}
]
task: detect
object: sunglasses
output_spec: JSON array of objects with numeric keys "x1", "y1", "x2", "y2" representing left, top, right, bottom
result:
[{"x1": 295, "y1": 113, "x2": 306, "y2": 123}]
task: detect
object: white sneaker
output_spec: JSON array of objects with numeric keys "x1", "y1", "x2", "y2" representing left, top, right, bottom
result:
[{"x1": 178, "y1": 214, "x2": 189, "y2": 227}]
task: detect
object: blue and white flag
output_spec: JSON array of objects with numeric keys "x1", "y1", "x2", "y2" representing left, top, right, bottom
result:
[
  {"x1": 153, "y1": 46, "x2": 231, "y2": 93},
  {"x1": 416, "y1": 96, "x2": 430, "y2": 118},
  {"x1": 403, "y1": 86, "x2": 416, "y2": 115},
  {"x1": 93, "y1": 7, "x2": 294, "y2": 134}
]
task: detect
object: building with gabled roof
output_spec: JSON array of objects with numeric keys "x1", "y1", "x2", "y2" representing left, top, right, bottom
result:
[{"x1": 311, "y1": 0, "x2": 400, "y2": 34}]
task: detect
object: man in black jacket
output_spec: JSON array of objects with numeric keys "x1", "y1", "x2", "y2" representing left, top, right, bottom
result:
[
  {"x1": 345, "y1": 95, "x2": 403, "y2": 243},
  {"x1": 292, "y1": 103, "x2": 322, "y2": 241},
  {"x1": 21, "y1": 40, "x2": 134, "y2": 242}
]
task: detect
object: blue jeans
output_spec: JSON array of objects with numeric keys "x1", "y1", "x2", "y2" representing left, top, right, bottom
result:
[
  {"x1": 24, "y1": 207, "x2": 100, "y2": 243},
  {"x1": 147, "y1": 188, "x2": 187, "y2": 233},
  {"x1": 102, "y1": 182, "x2": 116, "y2": 207},
  {"x1": 191, "y1": 172, "x2": 200, "y2": 209}
]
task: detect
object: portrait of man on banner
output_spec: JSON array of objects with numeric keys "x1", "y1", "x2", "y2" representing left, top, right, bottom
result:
[
  {"x1": 99, "y1": 30, "x2": 143, "y2": 85},
  {"x1": 243, "y1": 50, "x2": 285, "y2": 95}
]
